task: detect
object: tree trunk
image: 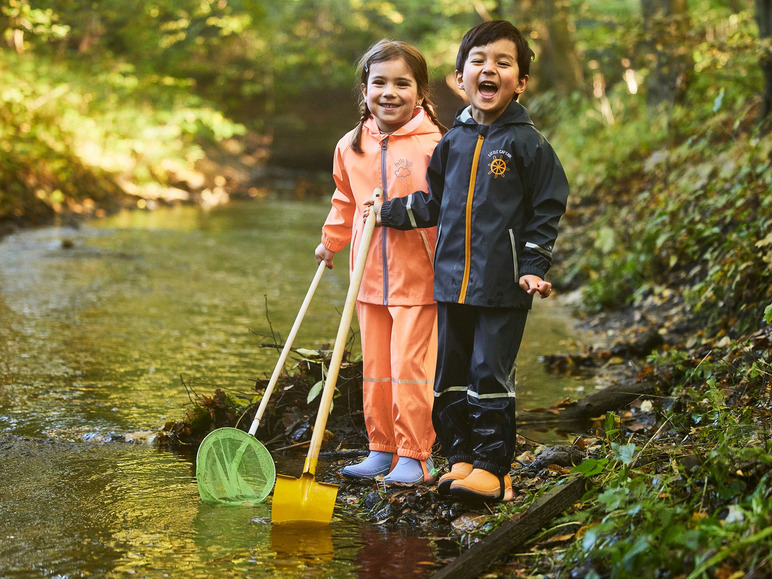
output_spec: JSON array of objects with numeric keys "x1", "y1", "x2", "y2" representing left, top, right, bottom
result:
[
  {"x1": 509, "y1": 0, "x2": 585, "y2": 95},
  {"x1": 542, "y1": 0, "x2": 585, "y2": 93},
  {"x1": 640, "y1": 0, "x2": 693, "y2": 108},
  {"x1": 757, "y1": 0, "x2": 772, "y2": 129}
]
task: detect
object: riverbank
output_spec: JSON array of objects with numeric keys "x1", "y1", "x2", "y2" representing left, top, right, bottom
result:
[{"x1": 0, "y1": 130, "x2": 333, "y2": 242}]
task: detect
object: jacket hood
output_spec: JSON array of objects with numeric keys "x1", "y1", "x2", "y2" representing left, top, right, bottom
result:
[
  {"x1": 363, "y1": 106, "x2": 436, "y2": 138},
  {"x1": 453, "y1": 101, "x2": 534, "y2": 128}
]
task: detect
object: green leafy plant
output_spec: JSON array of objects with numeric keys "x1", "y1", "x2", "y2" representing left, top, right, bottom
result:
[{"x1": 555, "y1": 342, "x2": 772, "y2": 577}]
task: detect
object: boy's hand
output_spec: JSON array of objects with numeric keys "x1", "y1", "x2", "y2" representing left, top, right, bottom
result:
[
  {"x1": 362, "y1": 187, "x2": 383, "y2": 226},
  {"x1": 519, "y1": 275, "x2": 552, "y2": 298},
  {"x1": 315, "y1": 243, "x2": 335, "y2": 269}
]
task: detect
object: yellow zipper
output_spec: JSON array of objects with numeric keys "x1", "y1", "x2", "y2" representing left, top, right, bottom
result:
[{"x1": 459, "y1": 134, "x2": 484, "y2": 303}]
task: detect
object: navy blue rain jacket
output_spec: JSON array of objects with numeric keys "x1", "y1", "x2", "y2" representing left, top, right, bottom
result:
[{"x1": 381, "y1": 100, "x2": 569, "y2": 309}]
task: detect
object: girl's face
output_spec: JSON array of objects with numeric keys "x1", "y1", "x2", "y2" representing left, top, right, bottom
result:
[{"x1": 362, "y1": 57, "x2": 421, "y2": 133}]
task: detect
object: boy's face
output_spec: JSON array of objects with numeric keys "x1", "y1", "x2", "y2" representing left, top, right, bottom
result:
[{"x1": 455, "y1": 38, "x2": 528, "y2": 125}]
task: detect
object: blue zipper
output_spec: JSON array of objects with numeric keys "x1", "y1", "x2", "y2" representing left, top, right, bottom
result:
[{"x1": 380, "y1": 137, "x2": 389, "y2": 305}]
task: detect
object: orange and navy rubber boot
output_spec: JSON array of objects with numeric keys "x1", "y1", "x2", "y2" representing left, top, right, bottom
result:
[
  {"x1": 437, "y1": 462, "x2": 474, "y2": 495},
  {"x1": 447, "y1": 468, "x2": 515, "y2": 502}
]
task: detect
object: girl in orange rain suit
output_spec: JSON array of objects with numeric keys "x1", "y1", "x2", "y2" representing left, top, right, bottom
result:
[{"x1": 315, "y1": 39, "x2": 447, "y2": 485}]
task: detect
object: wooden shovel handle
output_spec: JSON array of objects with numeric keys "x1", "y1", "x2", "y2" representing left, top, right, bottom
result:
[{"x1": 302, "y1": 188, "x2": 381, "y2": 475}]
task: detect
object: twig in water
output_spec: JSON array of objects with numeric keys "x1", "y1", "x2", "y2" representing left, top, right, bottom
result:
[{"x1": 271, "y1": 440, "x2": 311, "y2": 452}]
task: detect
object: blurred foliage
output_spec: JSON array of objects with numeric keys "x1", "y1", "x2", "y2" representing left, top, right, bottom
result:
[
  {"x1": 0, "y1": 0, "x2": 495, "y2": 217},
  {"x1": 546, "y1": 1, "x2": 771, "y2": 341}
]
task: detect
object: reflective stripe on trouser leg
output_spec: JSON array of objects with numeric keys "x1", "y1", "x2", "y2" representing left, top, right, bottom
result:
[
  {"x1": 432, "y1": 302, "x2": 476, "y2": 467},
  {"x1": 433, "y1": 303, "x2": 529, "y2": 477},
  {"x1": 469, "y1": 306, "x2": 528, "y2": 476},
  {"x1": 357, "y1": 302, "x2": 437, "y2": 460}
]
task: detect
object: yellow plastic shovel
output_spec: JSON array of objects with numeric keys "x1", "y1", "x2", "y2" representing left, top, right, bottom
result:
[{"x1": 271, "y1": 188, "x2": 381, "y2": 525}]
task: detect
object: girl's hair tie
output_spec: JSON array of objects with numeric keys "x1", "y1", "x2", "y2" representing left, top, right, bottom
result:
[{"x1": 364, "y1": 63, "x2": 369, "y2": 74}]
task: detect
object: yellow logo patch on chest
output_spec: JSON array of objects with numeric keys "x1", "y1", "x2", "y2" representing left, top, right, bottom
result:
[{"x1": 488, "y1": 155, "x2": 510, "y2": 178}]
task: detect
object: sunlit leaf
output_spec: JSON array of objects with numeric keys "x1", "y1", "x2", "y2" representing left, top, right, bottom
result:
[
  {"x1": 594, "y1": 226, "x2": 616, "y2": 254},
  {"x1": 611, "y1": 442, "x2": 636, "y2": 466},
  {"x1": 296, "y1": 348, "x2": 320, "y2": 358},
  {"x1": 306, "y1": 380, "x2": 323, "y2": 404}
]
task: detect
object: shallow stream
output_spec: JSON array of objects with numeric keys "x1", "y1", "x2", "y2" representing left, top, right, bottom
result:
[{"x1": 0, "y1": 197, "x2": 592, "y2": 577}]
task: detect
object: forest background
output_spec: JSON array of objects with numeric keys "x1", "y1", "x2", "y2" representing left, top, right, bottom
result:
[{"x1": 1, "y1": 0, "x2": 771, "y2": 576}]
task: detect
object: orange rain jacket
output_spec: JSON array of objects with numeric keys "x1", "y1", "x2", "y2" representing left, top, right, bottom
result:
[
  {"x1": 320, "y1": 108, "x2": 441, "y2": 305},
  {"x1": 320, "y1": 107, "x2": 442, "y2": 460}
]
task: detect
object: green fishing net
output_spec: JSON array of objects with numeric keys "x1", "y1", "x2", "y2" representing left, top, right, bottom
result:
[{"x1": 196, "y1": 427, "x2": 276, "y2": 505}]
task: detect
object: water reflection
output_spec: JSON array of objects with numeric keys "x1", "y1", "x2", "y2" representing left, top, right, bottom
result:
[
  {"x1": 270, "y1": 523, "x2": 336, "y2": 573},
  {"x1": 191, "y1": 505, "x2": 274, "y2": 574},
  {"x1": 354, "y1": 526, "x2": 437, "y2": 578}
]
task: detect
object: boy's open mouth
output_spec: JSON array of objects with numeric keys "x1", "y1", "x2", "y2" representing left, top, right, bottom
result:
[{"x1": 478, "y1": 81, "x2": 498, "y2": 98}]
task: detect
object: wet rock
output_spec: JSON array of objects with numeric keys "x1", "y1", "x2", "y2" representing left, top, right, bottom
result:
[
  {"x1": 372, "y1": 503, "x2": 394, "y2": 521},
  {"x1": 451, "y1": 512, "x2": 487, "y2": 533},
  {"x1": 361, "y1": 489, "x2": 384, "y2": 512},
  {"x1": 525, "y1": 445, "x2": 584, "y2": 472}
]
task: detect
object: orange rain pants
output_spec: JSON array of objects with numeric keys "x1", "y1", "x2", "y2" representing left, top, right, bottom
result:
[{"x1": 356, "y1": 301, "x2": 437, "y2": 460}]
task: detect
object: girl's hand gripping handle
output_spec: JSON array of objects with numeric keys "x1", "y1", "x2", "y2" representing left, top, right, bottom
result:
[{"x1": 363, "y1": 188, "x2": 383, "y2": 225}]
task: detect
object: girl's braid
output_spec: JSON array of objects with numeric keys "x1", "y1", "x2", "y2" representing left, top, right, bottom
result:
[
  {"x1": 422, "y1": 100, "x2": 448, "y2": 135},
  {"x1": 350, "y1": 105, "x2": 371, "y2": 154}
]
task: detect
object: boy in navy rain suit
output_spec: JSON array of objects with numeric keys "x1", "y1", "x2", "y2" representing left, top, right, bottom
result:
[{"x1": 366, "y1": 20, "x2": 569, "y2": 501}]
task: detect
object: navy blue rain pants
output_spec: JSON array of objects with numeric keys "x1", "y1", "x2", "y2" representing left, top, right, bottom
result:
[{"x1": 432, "y1": 302, "x2": 529, "y2": 477}]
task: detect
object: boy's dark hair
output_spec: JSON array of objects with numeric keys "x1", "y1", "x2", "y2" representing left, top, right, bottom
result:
[{"x1": 456, "y1": 20, "x2": 535, "y2": 78}]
